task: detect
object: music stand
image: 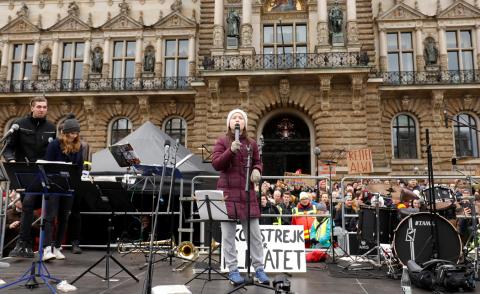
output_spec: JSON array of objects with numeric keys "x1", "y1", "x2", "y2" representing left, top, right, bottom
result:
[
  {"x1": 71, "y1": 181, "x2": 139, "y2": 288},
  {"x1": 185, "y1": 190, "x2": 230, "y2": 284},
  {"x1": 0, "y1": 162, "x2": 79, "y2": 293}
]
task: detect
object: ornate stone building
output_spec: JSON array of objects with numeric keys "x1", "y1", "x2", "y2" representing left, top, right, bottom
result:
[
  {"x1": 0, "y1": 0, "x2": 199, "y2": 156},
  {"x1": 0, "y1": 0, "x2": 479, "y2": 176}
]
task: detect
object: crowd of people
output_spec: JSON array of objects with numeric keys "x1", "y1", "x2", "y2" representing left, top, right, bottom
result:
[{"x1": 258, "y1": 177, "x2": 480, "y2": 250}]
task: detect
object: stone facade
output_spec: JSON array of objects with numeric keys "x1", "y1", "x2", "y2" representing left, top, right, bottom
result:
[{"x1": 0, "y1": 0, "x2": 479, "y2": 176}]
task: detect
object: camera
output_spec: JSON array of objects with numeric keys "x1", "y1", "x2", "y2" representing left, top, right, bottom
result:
[{"x1": 273, "y1": 275, "x2": 291, "y2": 294}]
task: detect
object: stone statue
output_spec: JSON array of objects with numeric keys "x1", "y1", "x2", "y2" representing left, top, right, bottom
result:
[
  {"x1": 424, "y1": 37, "x2": 438, "y2": 66},
  {"x1": 143, "y1": 49, "x2": 155, "y2": 72},
  {"x1": 226, "y1": 9, "x2": 240, "y2": 38},
  {"x1": 38, "y1": 52, "x2": 51, "y2": 74},
  {"x1": 91, "y1": 48, "x2": 103, "y2": 73},
  {"x1": 329, "y1": 0, "x2": 343, "y2": 34}
]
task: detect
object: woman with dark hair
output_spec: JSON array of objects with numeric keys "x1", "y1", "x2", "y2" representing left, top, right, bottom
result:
[
  {"x1": 211, "y1": 108, "x2": 270, "y2": 286},
  {"x1": 43, "y1": 114, "x2": 83, "y2": 261}
]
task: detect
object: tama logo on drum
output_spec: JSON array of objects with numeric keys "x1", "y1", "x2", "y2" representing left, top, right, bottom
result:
[{"x1": 415, "y1": 220, "x2": 434, "y2": 226}]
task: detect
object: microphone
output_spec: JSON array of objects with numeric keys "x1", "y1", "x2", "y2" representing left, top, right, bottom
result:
[
  {"x1": 313, "y1": 146, "x2": 321, "y2": 156},
  {"x1": 7, "y1": 123, "x2": 19, "y2": 135},
  {"x1": 48, "y1": 137, "x2": 54, "y2": 143},
  {"x1": 0, "y1": 123, "x2": 19, "y2": 143},
  {"x1": 234, "y1": 123, "x2": 240, "y2": 141},
  {"x1": 444, "y1": 110, "x2": 449, "y2": 128},
  {"x1": 164, "y1": 139, "x2": 171, "y2": 162}
]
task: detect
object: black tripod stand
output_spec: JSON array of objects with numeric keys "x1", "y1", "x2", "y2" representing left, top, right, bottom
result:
[
  {"x1": 185, "y1": 192, "x2": 229, "y2": 284},
  {"x1": 71, "y1": 183, "x2": 139, "y2": 288},
  {"x1": 228, "y1": 145, "x2": 275, "y2": 294}
]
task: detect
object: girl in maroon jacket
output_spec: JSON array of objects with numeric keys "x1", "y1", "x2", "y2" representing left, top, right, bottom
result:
[{"x1": 212, "y1": 109, "x2": 270, "y2": 286}]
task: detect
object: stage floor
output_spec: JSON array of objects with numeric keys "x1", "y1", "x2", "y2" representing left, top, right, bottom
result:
[{"x1": 0, "y1": 249, "x2": 475, "y2": 293}]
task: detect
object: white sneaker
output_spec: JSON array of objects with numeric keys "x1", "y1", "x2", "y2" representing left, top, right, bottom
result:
[
  {"x1": 53, "y1": 247, "x2": 65, "y2": 260},
  {"x1": 57, "y1": 280, "x2": 77, "y2": 292},
  {"x1": 43, "y1": 246, "x2": 56, "y2": 261}
]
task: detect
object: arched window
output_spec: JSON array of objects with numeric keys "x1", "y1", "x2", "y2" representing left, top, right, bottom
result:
[
  {"x1": 110, "y1": 118, "x2": 132, "y2": 145},
  {"x1": 163, "y1": 117, "x2": 186, "y2": 145},
  {"x1": 392, "y1": 114, "x2": 417, "y2": 159},
  {"x1": 454, "y1": 113, "x2": 478, "y2": 158}
]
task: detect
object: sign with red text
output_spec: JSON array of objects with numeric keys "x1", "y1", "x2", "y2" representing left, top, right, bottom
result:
[
  {"x1": 221, "y1": 225, "x2": 306, "y2": 273},
  {"x1": 347, "y1": 148, "x2": 374, "y2": 174}
]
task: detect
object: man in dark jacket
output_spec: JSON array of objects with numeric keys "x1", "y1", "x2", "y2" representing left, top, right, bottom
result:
[{"x1": 5, "y1": 96, "x2": 56, "y2": 258}]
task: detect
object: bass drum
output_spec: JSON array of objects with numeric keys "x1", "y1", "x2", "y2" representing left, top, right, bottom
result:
[{"x1": 393, "y1": 212, "x2": 461, "y2": 265}]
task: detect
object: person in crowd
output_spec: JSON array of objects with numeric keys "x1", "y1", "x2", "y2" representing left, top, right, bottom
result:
[
  {"x1": 272, "y1": 190, "x2": 283, "y2": 206},
  {"x1": 292, "y1": 192, "x2": 317, "y2": 248},
  {"x1": 310, "y1": 202, "x2": 332, "y2": 248},
  {"x1": 320, "y1": 192, "x2": 330, "y2": 211},
  {"x1": 43, "y1": 114, "x2": 83, "y2": 261},
  {"x1": 318, "y1": 180, "x2": 327, "y2": 194},
  {"x1": 334, "y1": 193, "x2": 357, "y2": 231},
  {"x1": 260, "y1": 195, "x2": 281, "y2": 225},
  {"x1": 5, "y1": 96, "x2": 56, "y2": 258},
  {"x1": 211, "y1": 108, "x2": 270, "y2": 286},
  {"x1": 3, "y1": 191, "x2": 39, "y2": 256},
  {"x1": 278, "y1": 191, "x2": 294, "y2": 225}
]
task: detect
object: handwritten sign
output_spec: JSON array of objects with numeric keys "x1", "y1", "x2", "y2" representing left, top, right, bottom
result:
[
  {"x1": 283, "y1": 172, "x2": 316, "y2": 188},
  {"x1": 221, "y1": 225, "x2": 306, "y2": 273},
  {"x1": 318, "y1": 164, "x2": 336, "y2": 175},
  {"x1": 347, "y1": 148, "x2": 374, "y2": 174}
]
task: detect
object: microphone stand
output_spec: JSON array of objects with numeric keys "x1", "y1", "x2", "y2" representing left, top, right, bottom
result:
[
  {"x1": 425, "y1": 129, "x2": 440, "y2": 260},
  {"x1": 142, "y1": 145, "x2": 170, "y2": 294},
  {"x1": 227, "y1": 145, "x2": 275, "y2": 294}
]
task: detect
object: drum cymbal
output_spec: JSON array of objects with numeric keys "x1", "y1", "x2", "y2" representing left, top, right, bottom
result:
[{"x1": 400, "y1": 188, "x2": 419, "y2": 202}]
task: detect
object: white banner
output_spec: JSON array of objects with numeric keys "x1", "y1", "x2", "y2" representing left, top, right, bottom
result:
[{"x1": 221, "y1": 225, "x2": 306, "y2": 273}]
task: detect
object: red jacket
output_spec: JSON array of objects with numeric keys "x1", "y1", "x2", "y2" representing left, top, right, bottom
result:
[
  {"x1": 291, "y1": 203, "x2": 317, "y2": 241},
  {"x1": 212, "y1": 134, "x2": 262, "y2": 220}
]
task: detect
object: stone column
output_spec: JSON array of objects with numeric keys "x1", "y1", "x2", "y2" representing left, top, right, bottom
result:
[
  {"x1": 415, "y1": 27, "x2": 424, "y2": 70},
  {"x1": 155, "y1": 37, "x2": 163, "y2": 78},
  {"x1": 346, "y1": 0, "x2": 359, "y2": 45},
  {"x1": 316, "y1": 0, "x2": 328, "y2": 47},
  {"x1": 241, "y1": 0, "x2": 253, "y2": 48},
  {"x1": 213, "y1": 0, "x2": 224, "y2": 48},
  {"x1": 83, "y1": 38, "x2": 91, "y2": 79},
  {"x1": 137, "y1": 95, "x2": 150, "y2": 123},
  {"x1": 431, "y1": 90, "x2": 444, "y2": 127},
  {"x1": 476, "y1": 25, "x2": 480, "y2": 69},
  {"x1": 438, "y1": 26, "x2": 447, "y2": 70},
  {"x1": 135, "y1": 37, "x2": 142, "y2": 78},
  {"x1": 318, "y1": 74, "x2": 332, "y2": 112},
  {"x1": 51, "y1": 39, "x2": 59, "y2": 79},
  {"x1": 102, "y1": 37, "x2": 110, "y2": 78},
  {"x1": 188, "y1": 35, "x2": 196, "y2": 77},
  {"x1": 379, "y1": 29, "x2": 387, "y2": 71},
  {"x1": 31, "y1": 40, "x2": 40, "y2": 80},
  {"x1": 0, "y1": 42, "x2": 9, "y2": 79}
]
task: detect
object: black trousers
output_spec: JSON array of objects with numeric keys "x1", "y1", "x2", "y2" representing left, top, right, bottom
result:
[{"x1": 44, "y1": 195, "x2": 74, "y2": 248}]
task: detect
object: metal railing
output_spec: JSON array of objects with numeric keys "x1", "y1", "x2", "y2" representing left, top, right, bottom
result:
[
  {"x1": 202, "y1": 52, "x2": 370, "y2": 71},
  {"x1": 0, "y1": 76, "x2": 191, "y2": 93},
  {"x1": 381, "y1": 70, "x2": 480, "y2": 85}
]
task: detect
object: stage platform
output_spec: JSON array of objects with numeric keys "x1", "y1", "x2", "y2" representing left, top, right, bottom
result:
[{"x1": 0, "y1": 249, "x2": 474, "y2": 293}]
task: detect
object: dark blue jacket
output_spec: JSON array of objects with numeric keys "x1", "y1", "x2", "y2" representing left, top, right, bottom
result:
[{"x1": 45, "y1": 139, "x2": 83, "y2": 166}]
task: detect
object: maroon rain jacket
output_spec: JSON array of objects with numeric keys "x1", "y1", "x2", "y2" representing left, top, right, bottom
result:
[{"x1": 211, "y1": 134, "x2": 262, "y2": 220}]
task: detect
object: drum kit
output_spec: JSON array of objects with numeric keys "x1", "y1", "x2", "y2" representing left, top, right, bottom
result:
[{"x1": 356, "y1": 182, "x2": 471, "y2": 278}]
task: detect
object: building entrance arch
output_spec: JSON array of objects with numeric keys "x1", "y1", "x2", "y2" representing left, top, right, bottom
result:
[{"x1": 260, "y1": 112, "x2": 311, "y2": 177}]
